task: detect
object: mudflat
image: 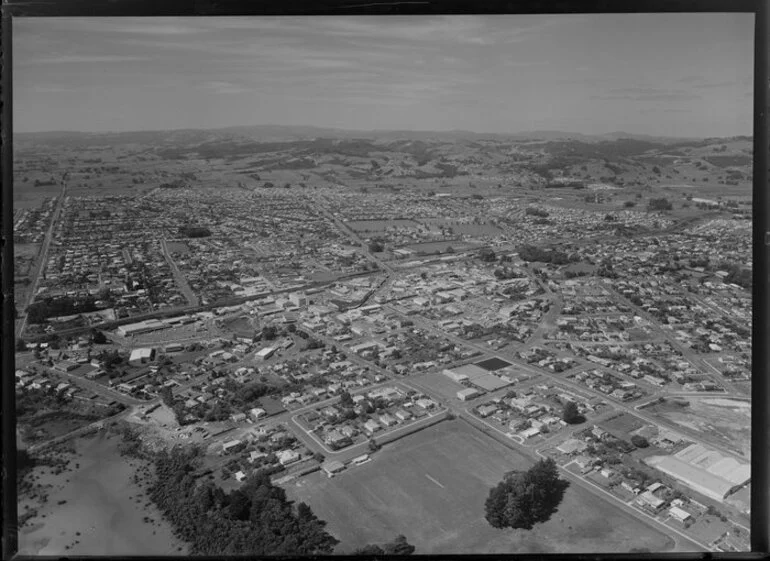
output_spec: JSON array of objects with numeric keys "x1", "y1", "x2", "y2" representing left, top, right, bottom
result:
[{"x1": 18, "y1": 431, "x2": 188, "y2": 556}]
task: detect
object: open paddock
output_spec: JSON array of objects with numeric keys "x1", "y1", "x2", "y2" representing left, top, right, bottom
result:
[
  {"x1": 165, "y1": 241, "x2": 191, "y2": 255},
  {"x1": 598, "y1": 412, "x2": 646, "y2": 438},
  {"x1": 285, "y1": 420, "x2": 679, "y2": 554}
]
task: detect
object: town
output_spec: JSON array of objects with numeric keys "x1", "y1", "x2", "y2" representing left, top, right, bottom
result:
[{"x1": 13, "y1": 124, "x2": 753, "y2": 555}]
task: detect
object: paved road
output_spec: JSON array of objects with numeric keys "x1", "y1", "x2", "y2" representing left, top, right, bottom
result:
[
  {"x1": 27, "y1": 408, "x2": 133, "y2": 454},
  {"x1": 381, "y1": 303, "x2": 748, "y2": 462},
  {"x1": 23, "y1": 269, "x2": 380, "y2": 343},
  {"x1": 314, "y1": 203, "x2": 395, "y2": 275},
  {"x1": 18, "y1": 179, "x2": 67, "y2": 338},
  {"x1": 160, "y1": 238, "x2": 199, "y2": 306},
  {"x1": 33, "y1": 361, "x2": 148, "y2": 407},
  {"x1": 606, "y1": 287, "x2": 734, "y2": 391}
]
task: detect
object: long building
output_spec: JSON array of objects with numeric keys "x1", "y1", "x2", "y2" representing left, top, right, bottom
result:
[
  {"x1": 644, "y1": 444, "x2": 750, "y2": 502},
  {"x1": 116, "y1": 318, "x2": 168, "y2": 337}
]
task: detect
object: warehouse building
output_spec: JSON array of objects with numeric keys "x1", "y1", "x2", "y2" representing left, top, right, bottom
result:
[
  {"x1": 117, "y1": 318, "x2": 168, "y2": 337},
  {"x1": 457, "y1": 387, "x2": 481, "y2": 401},
  {"x1": 644, "y1": 443, "x2": 750, "y2": 502}
]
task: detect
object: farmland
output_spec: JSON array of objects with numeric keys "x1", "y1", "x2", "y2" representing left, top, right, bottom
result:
[{"x1": 285, "y1": 420, "x2": 678, "y2": 554}]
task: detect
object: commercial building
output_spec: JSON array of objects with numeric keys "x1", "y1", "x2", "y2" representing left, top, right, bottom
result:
[
  {"x1": 443, "y1": 369, "x2": 469, "y2": 383},
  {"x1": 255, "y1": 346, "x2": 277, "y2": 360},
  {"x1": 457, "y1": 388, "x2": 481, "y2": 401},
  {"x1": 129, "y1": 347, "x2": 155, "y2": 365}
]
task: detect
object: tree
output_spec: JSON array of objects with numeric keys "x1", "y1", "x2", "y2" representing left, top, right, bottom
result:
[
  {"x1": 355, "y1": 535, "x2": 415, "y2": 555},
  {"x1": 484, "y1": 458, "x2": 569, "y2": 530},
  {"x1": 261, "y1": 325, "x2": 277, "y2": 340},
  {"x1": 338, "y1": 390, "x2": 354, "y2": 408},
  {"x1": 630, "y1": 435, "x2": 649, "y2": 448},
  {"x1": 648, "y1": 198, "x2": 672, "y2": 212},
  {"x1": 478, "y1": 248, "x2": 497, "y2": 262},
  {"x1": 16, "y1": 338, "x2": 28, "y2": 352},
  {"x1": 562, "y1": 401, "x2": 583, "y2": 424},
  {"x1": 368, "y1": 439, "x2": 381, "y2": 453},
  {"x1": 91, "y1": 329, "x2": 108, "y2": 344},
  {"x1": 353, "y1": 544, "x2": 386, "y2": 555},
  {"x1": 383, "y1": 535, "x2": 416, "y2": 555}
]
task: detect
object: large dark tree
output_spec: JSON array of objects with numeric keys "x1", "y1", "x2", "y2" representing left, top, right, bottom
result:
[
  {"x1": 383, "y1": 535, "x2": 416, "y2": 555},
  {"x1": 485, "y1": 458, "x2": 569, "y2": 530},
  {"x1": 91, "y1": 329, "x2": 108, "y2": 344},
  {"x1": 339, "y1": 390, "x2": 354, "y2": 408},
  {"x1": 562, "y1": 401, "x2": 583, "y2": 424}
]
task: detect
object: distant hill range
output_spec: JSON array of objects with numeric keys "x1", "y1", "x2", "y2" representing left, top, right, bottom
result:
[
  {"x1": 15, "y1": 125, "x2": 750, "y2": 145},
  {"x1": 14, "y1": 125, "x2": 752, "y2": 191}
]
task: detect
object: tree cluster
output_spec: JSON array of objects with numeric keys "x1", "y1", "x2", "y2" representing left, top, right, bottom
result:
[
  {"x1": 525, "y1": 207, "x2": 549, "y2": 218},
  {"x1": 478, "y1": 248, "x2": 497, "y2": 262},
  {"x1": 368, "y1": 241, "x2": 385, "y2": 253},
  {"x1": 353, "y1": 535, "x2": 416, "y2": 555},
  {"x1": 485, "y1": 458, "x2": 569, "y2": 530},
  {"x1": 27, "y1": 295, "x2": 98, "y2": 324},
  {"x1": 561, "y1": 401, "x2": 584, "y2": 424},
  {"x1": 179, "y1": 226, "x2": 212, "y2": 238},
  {"x1": 647, "y1": 198, "x2": 673, "y2": 211},
  {"x1": 518, "y1": 244, "x2": 573, "y2": 265},
  {"x1": 147, "y1": 447, "x2": 339, "y2": 555}
]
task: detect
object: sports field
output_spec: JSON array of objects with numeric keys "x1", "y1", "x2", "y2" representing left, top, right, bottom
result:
[{"x1": 285, "y1": 420, "x2": 679, "y2": 554}]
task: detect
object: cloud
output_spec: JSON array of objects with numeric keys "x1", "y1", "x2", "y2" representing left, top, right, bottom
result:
[
  {"x1": 24, "y1": 54, "x2": 148, "y2": 64},
  {"x1": 693, "y1": 80, "x2": 741, "y2": 89},
  {"x1": 592, "y1": 87, "x2": 701, "y2": 102},
  {"x1": 29, "y1": 84, "x2": 80, "y2": 93},
  {"x1": 198, "y1": 81, "x2": 251, "y2": 94},
  {"x1": 639, "y1": 107, "x2": 692, "y2": 114}
]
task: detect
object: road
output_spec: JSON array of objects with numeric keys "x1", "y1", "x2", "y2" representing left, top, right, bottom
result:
[
  {"x1": 33, "y1": 361, "x2": 149, "y2": 407},
  {"x1": 18, "y1": 179, "x2": 67, "y2": 338},
  {"x1": 314, "y1": 203, "x2": 395, "y2": 275},
  {"x1": 380, "y1": 303, "x2": 748, "y2": 462},
  {"x1": 605, "y1": 286, "x2": 737, "y2": 391},
  {"x1": 23, "y1": 268, "x2": 381, "y2": 342},
  {"x1": 27, "y1": 407, "x2": 133, "y2": 454},
  {"x1": 160, "y1": 238, "x2": 199, "y2": 306}
]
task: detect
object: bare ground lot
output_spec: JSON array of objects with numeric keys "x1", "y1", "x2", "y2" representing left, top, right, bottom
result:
[
  {"x1": 644, "y1": 397, "x2": 751, "y2": 458},
  {"x1": 284, "y1": 419, "x2": 676, "y2": 554}
]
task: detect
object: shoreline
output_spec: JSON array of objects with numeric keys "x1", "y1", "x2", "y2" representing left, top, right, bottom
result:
[{"x1": 17, "y1": 430, "x2": 189, "y2": 556}]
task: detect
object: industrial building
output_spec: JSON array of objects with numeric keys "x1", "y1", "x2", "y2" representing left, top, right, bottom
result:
[
  {"x1": 644, "y1": 443, "x2": 751, "y2": 502},
  {"x1": 457, "y1": 387, "x2": 481, "y2": 401},
  {"x1": 116, "y1": 318, "x2": 168, "y2": 337},
  {"x1": 444, "y1": 363, "x2": 511, "y2": 391},
  {"x1": 129, "y1": 347, "x2": 155, "y2": 365}
]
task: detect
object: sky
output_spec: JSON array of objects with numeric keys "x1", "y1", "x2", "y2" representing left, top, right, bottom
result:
[{"x1": 13, "y1": 14, "x2": 754, "y2": 138}]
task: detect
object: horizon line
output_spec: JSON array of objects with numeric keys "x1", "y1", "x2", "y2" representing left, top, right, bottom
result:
[{"x1": 13, "y1": 123, "x2": 753, "y2": 140}]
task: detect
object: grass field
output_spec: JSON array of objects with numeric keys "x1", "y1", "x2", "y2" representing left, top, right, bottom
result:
[
  {"x1": 285, "y1": 420, "x2": 678, "y2": 554},
  {"x1": 598, "y1": 412, "x2": 646, "y2": 438}
]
